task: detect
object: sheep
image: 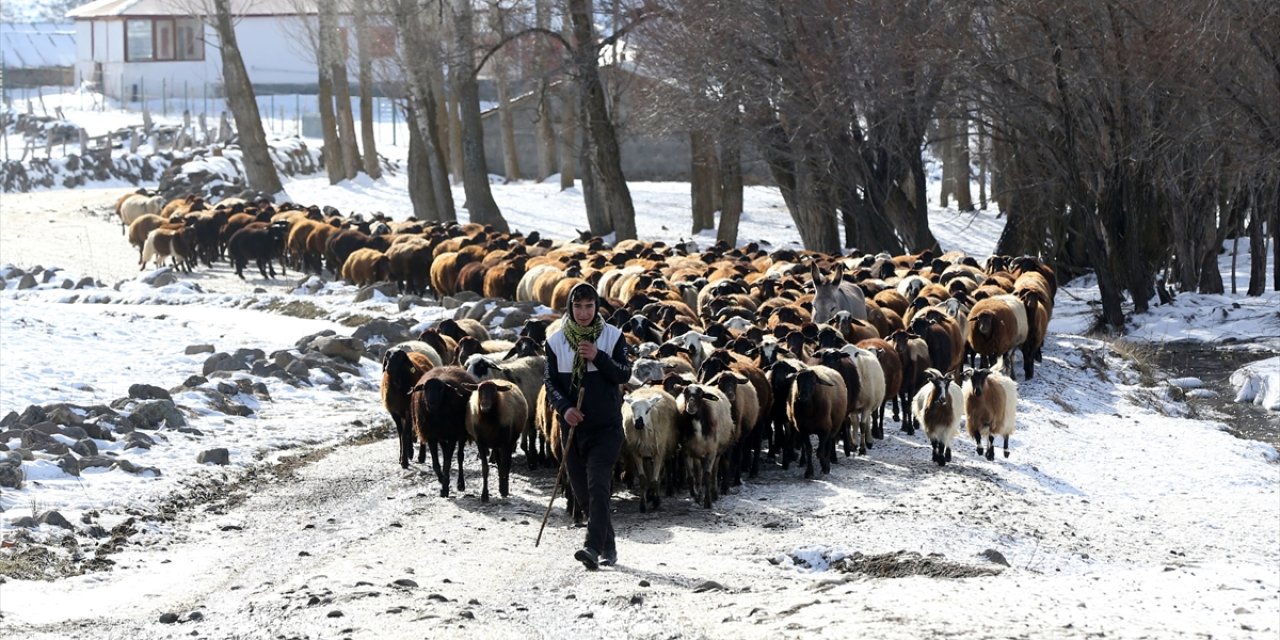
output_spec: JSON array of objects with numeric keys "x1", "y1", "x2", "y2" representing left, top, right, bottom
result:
[
  {"x1": 1017, "y1": 288, "x2": 1051, "y2": 380},
  {"x1": 834, "y1": 345, "x2": 887, "y2": 456},
  {"x1": 327, "y1": 228, "x2": 392, "y2": 277},
  {"x1": 228, "y1": 221, "x2": 290, "y2": 280},
  {"x1": 621, "y1": 387, "x2": 680, "y2": 512},
  {"x1": 118, "y1": 193, "x2": 165, "y2": 233},
  {"x1": 665, "y1": 330, "x2": 716, "y2": 372},
  {"x1": 785, "y1": 364, "x2": 848, "y2": 478},
  {"x1": 911, "y1": 368, "x2": 963, "y2": 466},
  {"x1": 698, "y1": 350, "x2": 773, "y2": 479},
  {"x1": 382, "y1": 348, "x2": 435, "y2": 468},
  {"x1": 811, "y1": 262, "x2": 867, "y2": 321},
  {"x1": 465, "y1": 380, "x2": 528, "y2": 502},
  {"x1": 385, "y1": 237, "x2": 434, "y2": 296},
  {"x1": 140, "y1": 226, "x2": 196, "y2": 272},
  {"x1": 856, "y1": 338, "x2": 903, "y2": 439},
  {"x1": 127, "y1": 213, "x2": 167, "y2": 261},
  {"x1": 437, "y1": 318, "x2": 491, "y2": 343},
  {"x1": 707, "y1": 370, "x2": 760, "y2": 488},
  {"x1": 389, "y1": 340, "x2": 444, "y2": 367},
  {"x1": 674, "y1": 382, "x2": 735, "y2": 508},
  {"x1": 464, "y1": 351, "x2": 547, "y2": 468},
  {"x1": 340, "y1": 247, "x2": 391, "y2": 287},
  {"x1": 410, "y1": 366, "x2": 478, "y2": 497},
  {"x1": 961, "y1": 367, "x2": 1018, "y2": 460},
  {"x1": 888, "y1": 329, "x2": 931, "y2": 435},
  {"x1": 966, "y1": 294, "x2": 1028, "y2": 379}
]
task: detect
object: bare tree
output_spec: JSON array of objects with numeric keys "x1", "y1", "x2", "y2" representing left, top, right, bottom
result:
[
  {"x1": 210, "y1": 0, "x2": 283, "y2": 195},
  {"x1": 353, "y1": 0, "x2": 381, "y2": 179},
  {"x1": 389, "y1": 0, "x2": 456, "y2": 220},
  {"x1": 452, "y1": 0, "x2": 509, "y2": 231},
  {"x1": 534, "y1": 0, "x2": 559, "y2": 182},
  {"x1": 316, "y1": 0, "x2": 347, "y2": 182},
  {"x1": 489, "y1": 1, "x2": 522, "y2": 182}
]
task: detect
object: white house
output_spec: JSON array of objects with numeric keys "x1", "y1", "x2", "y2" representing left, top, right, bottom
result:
[{"x1": 65, "y1": 0, "x2": 394, "y2": 103}]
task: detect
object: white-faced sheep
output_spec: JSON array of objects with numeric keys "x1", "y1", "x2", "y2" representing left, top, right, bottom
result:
[
  {"x1": 911, "y1": 368, "x2": 963, "y2": 466},
  {"x1": 410, "y1": 366, "x2": 478, "y2": 497},
  {"x1": 674, "y1": 381, "x2": 735, "y2": 508},
  {"x1": 785, "y1": 364, "x2": 849, "y2": 479},
  {"x1": 621, "y1": 386, "x2": 680, "y2": 512},
  {"x1": 961, "y1": 367, "x2": 1018, "y2": 460},
  {"x1": 966, "y1": 294, "x2": 1028, "y2": 379},
  {"x1": 382, "y1": 348, "x2": 435, "y2": 468},
  {"x1": 466, "y1": 380, "x2": 528, "y2": 502}
]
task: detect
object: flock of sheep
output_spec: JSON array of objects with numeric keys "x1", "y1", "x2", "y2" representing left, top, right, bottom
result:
[{"x1": 112, "y1": 189, "x2": 1056, "y2": 511}]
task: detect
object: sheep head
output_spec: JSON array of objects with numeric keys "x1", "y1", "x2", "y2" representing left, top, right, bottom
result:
[{"x1": 476, "y1": 380, "x2": 500, "y2": 412}]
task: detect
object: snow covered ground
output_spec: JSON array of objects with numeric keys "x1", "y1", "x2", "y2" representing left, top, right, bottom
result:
[{"x1": 1, "y1": 99, "x2": 1277, "y2": 638}]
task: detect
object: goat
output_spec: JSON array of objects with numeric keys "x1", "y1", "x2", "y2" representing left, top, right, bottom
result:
[
  {"x1": 911, "y1": 368, "x2": 963, "y2": 466},
  {"x1": 961, "y1": 367, "x2": 1018, "y2": 460}
]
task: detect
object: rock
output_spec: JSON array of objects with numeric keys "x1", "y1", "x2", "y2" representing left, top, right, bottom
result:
[
  {"x1": 0, "y1": 411, "x2": 18, "y2": 428},
  {"x1": 126, "y1": 399, "x2": 186, "y2": 430},
  {"x1": 158, "y1": 612, "x2": 179, "y2": 624},
  {"x1": 39, "y1": 510, "x2": 74, "y2": 530},
  {"x1": 462, "y1": 300, "x2": 494, "y2": 321},
  {"x1": 285, "y1": 360, "x2": 311, "y2": 379},
  {"x1": 125, "y1": 432, "x2": 155, "y2": 450},
  {"x1": 30, "y1": 421, "x2": 62, "y2": 435},
  {"x1": 979, "y1": 549, "x2": 1010, "y2": 567},
  {"x1": 326, "y1": 610, "x2": 344, "y2": 618},
  {"x1": 115, "y1": 459, "x2": 160, "y2": 476},
  {"x1": 181, "y1": 375, "x2": 208, "y2": 388},
  {"x1": 231, "y1": 347, "x2": 266, "y2": 363},
  {"x1": 352, "y1": 318, "x2": 415, "y2": 345},
  {"x1": 16, "y1": 274, "x2": 37, "y2": 289},
  {"x1": 202, "y1": 352, "x2": 244, "y2": 375},
  {"x1": 77, "y1": 455, "x2": 116, "y2": 469},
  {"x1": 14, "y1": 448, "x2": 35, "y2": 461},
  {"x1": 150, "y1": 271, "x2": 178, "y2": 287},
  {"x1": 84, "y1": 524, "x2": 109, "y2": 538},
  {"x1": 12, "y1": 516, "x2": 38, "y2": 529},
  {"x1": 60, "y1": 425, "x2": 89, "y2": 440},
  {"x1": 0, "y1": 460, "x2": 23, "y2": 488},
  {"x1": 20, "y1": 429, "x2": 55, "y2": 448},
  {"x1": 18, "y1": 405, "x2": 48, "y2": 426},
  {"x1": 79, "y1": 421, "x2": 114, "y2": 441},
  {"x1": 693, "y1": 580, "x2": 728, "y2": 593},
  {"x1": 296, "y1": 330, "x2": 337, "y2": 351},
  {"x1": 44, "y1": 404, "x2": 86, "y2": 426},
  {"x1": 74, "y1": 276, "x2": 97, "y2": 289},
  {"x1": 186, "y1": 611, "x2": 204, "y2": 622},
  {"x1": 58, "y1": 453, "x2": 80, "y2": 476},
  {"x1": 311, "y1": 336, "x2": 366, "y2": 363},
  {"x1": 71, "y1": 439, "x2": 98, "y2": 456},
  {"x1": 398, "y1": 295, "x2": 428, "y2": 311},
  {"x1": 498, "y1": 309, "x2": 532, "y2": 330},
  {"x1": 441, "y1": 296, "x2": 464, "y2": 310},
  {"x1": 185, "y1": 344, "x2": 216, "y2": 355},
  {"x1": 391, "y1": 579, "x2": 418, "y2": 588},
  {"x1": 129, "y1": 383, "x2": 173, "y2": 401},
  {"x1": 270, "y1": 350, "x2": 299, "y2": 369},
  {"x1": 354, "y1": 283, "x2": 398, "y2": 302},
  {"x1": 197, "y1": 448, "x2": 230, "y2": 465},
  {"x1": 251, "y1": 361, "x2": 284, "y2": 377},
  {"x1": 301, "y1": 352, "x2": 360, "y2": 376},
  {"x1": 41, "y1": 441, "x2": 70, "y2": 456}
]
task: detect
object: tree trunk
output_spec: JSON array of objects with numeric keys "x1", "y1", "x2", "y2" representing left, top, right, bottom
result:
[
  {"x1": 953, "y1": 117, "x2": 974, "y2": 211},
  {"x1": 558, "y1": 66, "x2": 578, "y2": 190},
  {"x1": 976, "y1": 119, "x2": 988, "y2": 210},
  {"x1": 791, "y1": 154, "x2": 840, "y2": 254},
  {"x1": 716, "y1": 132, "x2": 743, "y2": 248},
  {"x1": 938, "y1": 116, "x2": 954, "y2": 208},
  {"x1": 406, "y1": 105, "x2": 439, "y2": 221},
  {"x1": 331, "y1": 30, "x2": 361, "y2": 180},
  {"x1": 490, "y1": 2, "x2": 521, "y2": 183},
  {"x1": 533, "y1": 0, "x2": 557, "y2": 182},
  {"x1": 579, "y1": 92, "x2": 610, "y2": 236},
  {"x1": 354, "y1": 2, "x2": 380, "y2": 180},
  {"x1": 452, "y1": 0, "x2": 508, "y2": 232},
  {"x1": 690, "y1": 130, "x2": 717, "y2": 234},
  {"x1": 394, "y1": 0, "x2": 454, "y2": 222},
  {"x1": 447, "y1": 91, "x2": 464, "y2": 187},
  {"x1": 1247, "y1": 178, "x2": 1273, "y2": 296},
  {"x1": 568, "y1": 0, "x2": 636, "y2": 241},
  {"x1": 212, "y1": 0, "x2": 282, "y2": 196},
  {"x1": 316, "y1": 0, "x2": 345, "y2": 184}
]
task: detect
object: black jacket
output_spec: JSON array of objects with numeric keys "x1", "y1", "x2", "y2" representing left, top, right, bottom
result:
[{"x1": 543, "y1": 321, "x2": 632, "y2": 429}]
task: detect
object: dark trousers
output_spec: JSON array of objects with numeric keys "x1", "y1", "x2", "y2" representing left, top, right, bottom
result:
[{"x1": 563, "y1": 422, "x2": 623, "y2": 554}]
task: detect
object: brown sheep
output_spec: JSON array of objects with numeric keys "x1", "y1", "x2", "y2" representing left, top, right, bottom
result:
[
  {"x1": 382, "y1": 348, "x2": 435, "y2": 468},
  {"x1": 410, "y1": 366, "x2": 478, "y2": 498},
  {"x1": 961, "y1": 367, "x2": 1018, "y2": 460},
  {"x1": 966, "y1": 294, "x2": 1029, "y2": 379},
  {"x1": 856, "y1": 338, "x2": 904, "y2": 438},
  {"x1": 140, "y1": 226, "x2": 196, "y2": 272},
  {"x1": 341, "y1": 247, "x2": 391, "y2": 287},
  {"x1": 1017, "y1": 288, "x2": 1051, "y2": 380},
  {"x1": 785, "y1": 364, "x2": 848, "y2": 479},
  {"x1": 465, "y1": 380, "x2": 528, "y2": 502},
  {"x1": 127, "y1": 214, "x2": 167, "y2": 261},
  {"x1": 888, "y1": 329, "x2": 931, "y2": 435},
  {"x1": 483, "y1": 256, "x2": 528, "y2": 300},
  {"x1": 385, "y1": 237, "x2": 433, "y2": 296}
]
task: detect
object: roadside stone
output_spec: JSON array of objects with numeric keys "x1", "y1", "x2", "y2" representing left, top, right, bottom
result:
[
  {"x1": 352, "y1": 318, "x2": 414, "y2": 345},
  {"x1": 16, "y1": 273, "x2": 37, "y2": 289},
  {"x1": 442, "y1": 296, "x2": 464, "y2": 310},
  {"x1": 30, "y1": 421, "x2": 62, "y2": 436},
  {"x1": 198, "y1": 448, "x2": 230, "y2": 465},
  {"x1": 232, "y1": 347, "x2": 266, "y2": 363},
  {"x1": 979, "y1": 549, "x2": 1011, "y2": 567},
  {"x1": 185, "y1": 344, "x2": 216, "y2": 355},
  {"x1": 128, "y1": 384, "x2": 172, "y2": 401},
  {"x1": 126, "y1": 399, "x2": 186, "y2": 430},
  {"x1": 0, "y1": 460, "x2": 23, "y2": 488},
  {"x1": 251, "y1": 361, "x2": 284, "y2": 377},
  {"x1": 14, "y1": 448, "x2": 35, "y2": 461},
  {"x1": 0, "y1": 411, "x2": 18, "y2": 428},
  {"x1": 311, "y1": 336, "x2": 365, "y2": 363},
  {"x1": 186, "y1": 611, "x2": 204, "y2": 622},
  {"x1": 202, "y1": 352, "x2": 244, "y2": 375},
  {"x1": 83, "y1": 524, "x2": 109, "y2": 538},
  {"x1": 285, "y1": 360, "x2": 311, "y2": 379},
  {"x1": 175, "y1": 426, "x2": 205, "y2": 436},
  {"x1": 44, "y1": 404, "x2": 86, "y2": 426},
  {"x1": 39, "y1": 510, "x2": 74, "y2": 530},
  {"x1": 74, "y1": 276, "x2": 97, "y2": 289},
  {"x1": 115, "y1": 459, "x2": 160, "y2": 476},
  {"x1": 271, "y1": 350, "x2": 299, "y2": 369},
  {"x1": 398, "y1": 295, "x2": 428, "y2": 311},
  {"x1": 18, "y1": 405, "x2": 48, "y2": 426},
  {"x1": 58, "y1": 278, "x2": 74, "y2": 289},
  {"x1": 125, "y1": 432, "x2": 155, "y2": 450},
  {"x1": 462, "y1": 300, "x2": 495, "y2": 321},
  {"x1": 12, "y1": 516, "x2": 38, "y2": 528},
  {"x1": 58, "y1": 453, "x2": 80, "y2": 476},
  {"x1": 301, "y1": 353, "x2": 360, "y2": 376},
  {"x1": 158, "y1": 612, "x2": 179, "y2": 624},
  {"x1": 20, "y1": 429, "x2": 55, "y2": 448},
  {"x1": 80, "y1": 420, "x2": 115, "y2": 441},
  {"x1": 77, "y1": 455, "x2": 116, "y2": 469},
  {"x1": 41, "y1": 441, "x2": 70, "y2": 456},
  {"x1": 60, "y1": 425, "x2": 89, "y2": 440},
  {"x1": 354, "y1": 282, "x2": 399, "y2": 302},
  {"x1": 498, "y1": 309, "x2": 531, "y2": 330},
  {"x1": 176, "y1": 374, "x2": 208, "y2": 390},
  {"x1": 296, "y1": 330, "x2": 337, "y2": 351},
  {"x1": 149, "y1": 271, "x2": 178, "y2": 287},
  {"x1": 71, "y1": 439, "x2": 98, "y2": 457}
]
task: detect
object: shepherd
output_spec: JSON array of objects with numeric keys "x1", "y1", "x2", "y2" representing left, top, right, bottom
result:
[{"x1": 543, "y1": 282, "x2": 632, "y2": 570}]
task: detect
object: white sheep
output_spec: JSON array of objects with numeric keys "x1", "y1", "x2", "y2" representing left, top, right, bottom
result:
[
  {"x1": 911, "y1": 368, "x2": 963, "y2": 467},
  {"x1": 961, "y1": 367, "x2": 1018, "y2": 460},
  {"x1": 118, "y1": 193, "x2": 165, "y2": 232},
  {"x1": 622, "y1": 386, "x2": 680, "y2": 513},
  {"x1": 839, "y1": 345, "x2": 887, "y2": 455}
]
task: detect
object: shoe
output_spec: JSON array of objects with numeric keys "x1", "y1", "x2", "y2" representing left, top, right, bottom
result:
[
  {"x1": 600, "y1": 548, "x2": 617, "y2": 566},
  {"x1": 574, "y1": 547, "x2": 599, "y2": 571}
]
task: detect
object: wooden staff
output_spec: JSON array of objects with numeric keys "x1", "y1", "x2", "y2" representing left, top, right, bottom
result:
[{"x1": 535, "y1": 386, "x2": 585, "y2": 547}]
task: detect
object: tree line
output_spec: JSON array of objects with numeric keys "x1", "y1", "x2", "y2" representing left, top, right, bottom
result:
[{"x1": 209, "y1": 0, "x2": 1277, "y2": 329}]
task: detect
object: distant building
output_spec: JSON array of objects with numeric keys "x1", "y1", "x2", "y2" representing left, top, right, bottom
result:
[
  {"x1": 1, "y1": 22, "x2": 77, "y2": 87},
  {"x1": 65, "y1": 0, "x2": 394, "y2": 102}
]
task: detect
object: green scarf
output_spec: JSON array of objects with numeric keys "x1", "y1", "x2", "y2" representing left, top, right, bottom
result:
[{"x1": 563, "y1": 312, "x2": 604, "y2": 396}]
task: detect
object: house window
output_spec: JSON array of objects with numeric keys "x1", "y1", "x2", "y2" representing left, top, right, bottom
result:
[{"x1": 125, "y1": 17, "x2": 204, "y2": 62}]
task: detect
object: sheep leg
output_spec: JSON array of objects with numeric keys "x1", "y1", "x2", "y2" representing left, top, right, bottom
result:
[
  {"x1": 704, "y1": 455, "x2": 717, "y2": 508},
  {"x1": 986, "y1": 435, "x2": 996, "y2": 461},
  {"x1": 818, "y1": 435, "x2": 833, "y2": 475},
  {"x1": 1023, "y1": 343, "x2": 1035, "y2": 380},
  {"x1": 394, "y1": 415, "x2": 412, "y2": 469},
  {"x1": 802, "y1": 436, "x2": 815, "y2": 479},
  {"x1": 1002, "y1": 435, "x2": 1011, "y2": 458},
  {"x1": 686, "y1": 455, "x2": 701, "y2": 501},
  {"x1": 944, "y1": 445, "x2": 952, "y2": 463},
  {"x1": 931, "y1": 440, "x2": 942, "y2": 465},
  {"x1": 873, "y1": 402, "x2": 885, "y2": 440},
  {"x1": 455, "y1": 440, "x2": 466, "y2": 492},
  {"x1": 840, "y1": 418, "x2": 854, "y2": 458},
  {"x1": 638, "y1": 457, "x2": 652, "y2": 513},
  {"x1": 477, "y1": 443, "x2": 491, "y2": 503},
  {"x1": 416, "y1": 441, "x2": 427, "y2": 464},
  {"x1": 428, "y1": 440, "x2": 446, "y2": 496},
  {"x1": 974, "y1": 432, "x2": 985, "y2": 457}
]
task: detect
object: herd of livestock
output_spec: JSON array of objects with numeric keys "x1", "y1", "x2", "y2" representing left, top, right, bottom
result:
[{"x1": 113, "y1": 189, "x2": 1056, "y2": 511}]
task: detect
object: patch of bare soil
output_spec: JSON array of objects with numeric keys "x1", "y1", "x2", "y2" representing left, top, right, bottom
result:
[{"x1": 832, "y1": 550, "x2": 1003, "y2": 579}]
